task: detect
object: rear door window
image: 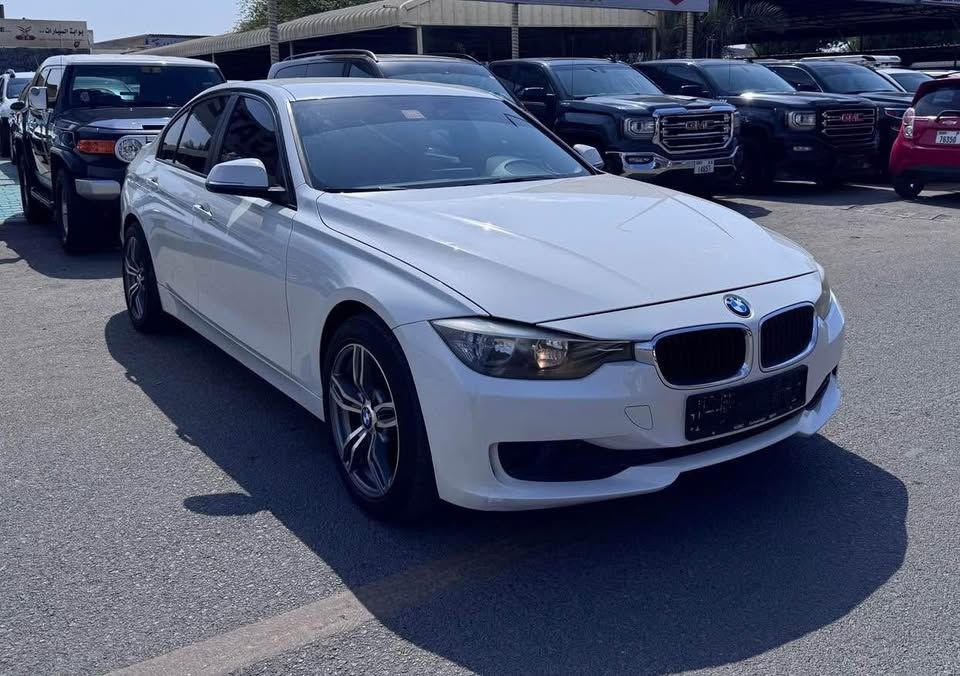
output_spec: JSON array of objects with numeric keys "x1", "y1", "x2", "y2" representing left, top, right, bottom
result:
[
  {"x1": 173, "y1": 96, "x2": 228, "y2": 174},
  {"x1": 306, "y1": 62, "x2": 348, "y2": 77},
  {"x1": 157, "y1": 113, "x2": 188, "y2": 162},
  {"x1": 769, "y1": 66, "x2": 819, "y2": 90}
]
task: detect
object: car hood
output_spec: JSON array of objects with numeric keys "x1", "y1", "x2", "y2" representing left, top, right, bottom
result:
[
  {"x1": 575, "y1": 94, "x2": 728, "y2": 113},
  {"x1": 316, "y1": 174, "x2": 817, "y2": 324},
  {"x1": 850, "y1": 91, "x2": 913, "y2": 107},
  {"x1": 58, "y1": 106, "x2": 177, "y2": 132},
  {"x1": 728, "y1": 91, "x2": 875, "y2": 108}
]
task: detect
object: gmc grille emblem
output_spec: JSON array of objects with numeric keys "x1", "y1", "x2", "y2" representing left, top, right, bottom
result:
[
  {"x1": 685, "y1": 120, "x2": 714, "y2": 131},
  {"x1": 840, "y1": 113, "x2": 864, "y2": 123}
]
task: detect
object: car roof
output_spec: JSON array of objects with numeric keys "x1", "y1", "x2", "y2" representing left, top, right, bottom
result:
[
  {"x1": 209, "y1": 78, "x2": 500, "y2": 102},
  {"x1": 38, "y1": 54, "x2": 218, "y2": 69},
  {"x1": 639, "y1": 59, "x2": 746, "y2": 66},
  {"x1": 491, "y1": 57, "x2": 623, "y2": 66},
  {"x1": 281, "y1": 52, "x2": 478, "y2": 64}
]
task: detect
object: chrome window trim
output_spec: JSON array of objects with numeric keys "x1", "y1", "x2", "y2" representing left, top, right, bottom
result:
[
  {"x1": 758, "y1": 302, "x2": 819, "y2": 373},
  {"x1": 634, "y1": 322, "x2": 753, "y2": 391}
]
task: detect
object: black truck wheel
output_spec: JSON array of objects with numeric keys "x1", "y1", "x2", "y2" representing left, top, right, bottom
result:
[
  {"x1": 893, "y1": 175, "x2": 924, "y2": 200},
  {"x1": 18, "y1": 159, "x2": 51, "y2": 224},
  {"x1": 56, "y1": 173, "x2": 95, "y2": 254}
]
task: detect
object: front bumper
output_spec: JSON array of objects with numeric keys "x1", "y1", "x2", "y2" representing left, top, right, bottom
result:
[
  {"x1": 609, "y1": 147, "x2": 740, "y2": 179},
  {"x1": 75, "y1": 178, "x2": 122, "y2": 201},
  {"x1": 395, "y1": 274, "x2": 845, "y2": 511},
  {"x1": 773, "y1": 136, "x2": 878, "y2": 181}
]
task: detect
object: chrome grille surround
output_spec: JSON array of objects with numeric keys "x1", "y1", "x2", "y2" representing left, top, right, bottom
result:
[
  {"x1": 657, "y1": 111, "x2": 735, "y2": 154},
  {"x1": 820, "y1": 107, "x2": 878, "y2": 146},
  {"x1": 635, "y1": 324, "x2": 753, "y2": 390}
]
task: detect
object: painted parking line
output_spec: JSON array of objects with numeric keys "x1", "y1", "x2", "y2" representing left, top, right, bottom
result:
[{"x1": 107, "y1": 536, "x2": 548, "y2": 676}]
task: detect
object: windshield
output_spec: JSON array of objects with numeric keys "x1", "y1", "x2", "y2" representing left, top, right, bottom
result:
[
  {"x1": 378, "y1": 61, "x2": 514, "y2": 100},
  {"x1": 65, "y1": 65, "x2": 224, "y2": 109},
  {"x1": 292, "y1": 95, "x2": 590, "y2": 191},
  {"x1": 701, "y1": 62, "x2": 795, "y2": 96},
  {"x1": 807, "y1": 63, "x2": 902, "y2": 94},
  {"x1": 7, "y1": 78, "x2": 30, "y2": 99},
  {"x1": 553, "y1": 63, "x2": 662, "y2": 98},
  {"x1": 887, "y1": 71, "x2": 933, "y2": 94}
]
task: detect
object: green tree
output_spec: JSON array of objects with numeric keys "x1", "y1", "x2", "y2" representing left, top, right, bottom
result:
[
  {"x1": 657, "y1": 1, "x2": 788, "y2": 58},
  {"x1": 235, "y1": 0, "x2": 370, "y2": 31}
]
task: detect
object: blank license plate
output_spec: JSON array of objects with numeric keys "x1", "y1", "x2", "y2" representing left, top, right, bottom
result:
[
  {"x1": 685, "y1": 367, "x2": 808, "y2": 441},
  {"x1": 936, "y1": 130, "x2": 960, "y2": 145},
  {"x1": 694, "y1": 159, "x2": 715, "y2": 175}
]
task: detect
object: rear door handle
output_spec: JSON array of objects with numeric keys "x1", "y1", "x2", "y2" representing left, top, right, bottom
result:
[{"x1": 192, "y1": 203, "x2": 212, "y2": 219}]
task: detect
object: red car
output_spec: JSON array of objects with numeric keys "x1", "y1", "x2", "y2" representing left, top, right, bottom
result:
[{"x1": 890, "y1": 77, "x2": 960, "y2": 198}]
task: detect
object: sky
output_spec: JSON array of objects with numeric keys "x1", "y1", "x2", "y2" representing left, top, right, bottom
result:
[{"x1": 3, "y1": 0, "x2": 241, "y2": 41}]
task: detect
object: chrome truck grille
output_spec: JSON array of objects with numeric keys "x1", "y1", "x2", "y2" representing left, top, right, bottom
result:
[
  {"x1": 821, "y1": 108, "x2": 878, "y2": 146},
  {"x1": 657, "y1": 112, "x2": 734, "y2": 154}
]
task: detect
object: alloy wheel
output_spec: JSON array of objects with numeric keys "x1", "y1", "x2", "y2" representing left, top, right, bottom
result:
[
  {"x1": 123, "y1": 234, "x2": 147, "y2": 321},
  {"x1": 328, "y1": 343, "x2": 399, "y2": 499}
]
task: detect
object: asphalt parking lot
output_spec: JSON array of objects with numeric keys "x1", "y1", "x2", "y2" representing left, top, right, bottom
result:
[{"x1": 2, "y1": 159, "x2": 959, "y2": 675}]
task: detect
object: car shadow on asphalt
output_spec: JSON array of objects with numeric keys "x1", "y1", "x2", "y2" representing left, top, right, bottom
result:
[
  {"x1": 0, "y1": 215, "x2": 119, "y2": 280},
  {"x1": 104, "y1": 312, "x2": 908, "y2": 674}
]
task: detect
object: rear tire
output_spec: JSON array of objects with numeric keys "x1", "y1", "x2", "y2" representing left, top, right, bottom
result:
[
  {"x1": 323, "y1": 313, "x2": 438, "y2": 521},
  {"x1": 122, "y1": 222, "x2": 167, "y2": 333},
  {"x1": 18, "y1": 158, "x2": 50, "y2": 224},
  {"x1": 893, "y1": 175, "x2": 924, "y2": 200}
]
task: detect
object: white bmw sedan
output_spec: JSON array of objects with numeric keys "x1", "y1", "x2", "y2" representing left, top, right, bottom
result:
[{"x1": 121, "y1": 79, "x2": 845, "y2": 519}]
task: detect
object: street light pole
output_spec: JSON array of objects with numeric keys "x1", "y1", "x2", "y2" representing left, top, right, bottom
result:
[
  {"x1": 268, "y1": 0, "x2": 280, "y2": 65},
  {"x1": 685, "y1": 11, "x2": 695, "y2": 58}
]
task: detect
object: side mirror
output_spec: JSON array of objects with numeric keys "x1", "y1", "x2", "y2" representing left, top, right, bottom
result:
[
  {"x1": 206, "y1": 158, "x2": 283, "y2": 200},
  {"x1": 27, "y1": 86, "x2": 47, "y2": 111},
  {"x1": 795, "y1": 82, "x2": 819, "y2": 93},
  {"x1": 10, "y1": 100, "x2": 25, "y2": 112},
  {"x1": 519, "y1": 86, "x2": 548, "y2": 101},
  {"x1": 680, "y1": 84, "x2": 708, "y2": 98},
  {"x1": 574, "y1": 144, "x2": 605, "y2": 170}
]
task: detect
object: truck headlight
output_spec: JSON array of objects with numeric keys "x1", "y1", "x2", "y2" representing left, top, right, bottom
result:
[
  {"x1": 623, "y1": 117, "x2": 656, "y2": 138},
  {"x1": 787, "y1": 111, "x2": 817, "y2": 130},
  {"x1": 432, "y1": 318, "x2": 633, "y2": 380}
]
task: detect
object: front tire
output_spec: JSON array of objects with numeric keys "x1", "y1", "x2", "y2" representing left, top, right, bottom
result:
[
  {"x1": 324, "y1": 314, "x2": 438, "y2": 521},
  {"x1": 122, "y1": 223, "x2": 166, "y2": 333},
  {"x1": 893, "y1": 175, "x2": 924, "y2": 200},
  {"x1": 18, "y1": 159, "x2": 50, "y2": 224}
]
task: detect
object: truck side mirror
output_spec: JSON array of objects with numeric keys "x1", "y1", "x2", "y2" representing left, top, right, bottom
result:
[
  {"x1": 27, "y1": 86, "x2": 47, "y2": 111},
  {"x1": 519, "y1": 86, "x2": 548, "y2": 101}
]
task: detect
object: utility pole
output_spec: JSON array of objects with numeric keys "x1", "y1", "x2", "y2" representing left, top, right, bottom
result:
[
  {"x1": 268, "y1": 0, "x2": 280, "y2": 65},
  {"x1": 685, "y1": 11, "x2": 695, "y2": 58}
]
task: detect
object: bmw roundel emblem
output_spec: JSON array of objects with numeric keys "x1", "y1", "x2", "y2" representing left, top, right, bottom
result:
[{"x1": 724, "y1": 294, "x2": 751, "y2": 317}]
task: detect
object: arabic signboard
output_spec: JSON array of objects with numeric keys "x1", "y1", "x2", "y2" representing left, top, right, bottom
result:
[
  {"x1": 0, "y1": 18, "x2": 91, "y2": 50},
  {"x1": 474, "y1": 0, "x2": 708, "y2": 10}
]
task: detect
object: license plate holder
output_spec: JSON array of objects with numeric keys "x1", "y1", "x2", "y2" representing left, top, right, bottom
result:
[
  {"x1": 685, "y1": 367, "x2": 808, "y2": 442},
  {"x1": 694, "y1": 159, "x2": 715, "y2": 175},
  {"x1": 936, "y1": 130, "x2": 960, "y2": 145}
]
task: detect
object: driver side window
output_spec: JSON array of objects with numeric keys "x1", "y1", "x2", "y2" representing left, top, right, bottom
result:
[{"x1": 217, "y1": 96, "x2": 285, "y2": 189}]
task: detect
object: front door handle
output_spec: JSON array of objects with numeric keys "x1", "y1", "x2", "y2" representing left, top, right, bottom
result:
[
  {"x1": 192, "y1": 203, "x2": 212, "y2": 219},
  {"x1": 147, "y1": 176, "x2": 159, "y2": 187}
]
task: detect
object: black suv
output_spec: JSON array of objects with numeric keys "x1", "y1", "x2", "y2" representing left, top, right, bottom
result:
[
  {"x1": 13, "y1": 55, "x2": 224, "y2": 252},
  {"x1": 760, "y1": 59, "x2": 913, "y2": 166},
  {"x1": 636, "y1": 59, "x2": 880, "y2": 188},
  {"x1": 489, "y1": 58, "x2": 740, "y2": 189},
  {"x1": 267, "y1": 50, "x2": 518, "y2": 101}
]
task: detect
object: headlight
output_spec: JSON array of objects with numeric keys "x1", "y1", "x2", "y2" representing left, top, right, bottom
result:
[
  {"x1": 787, "y1": 111, "x2": 817, "y2": 130},
  {"x1": 432, "y1": 318, "x2": 633, "y2": 380},
  {"x1": 815, "y1": 264, "x2": 833, "y2": 319},
  {"x1": 623, "y1": 117, "x2": 656, "y2": 138},
  {"x1": 883, "y1": 107, "x2": 907, "y2": 120},
  {"x1": 115, "y1": 135, "x2": 146, "y2": 163}
]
